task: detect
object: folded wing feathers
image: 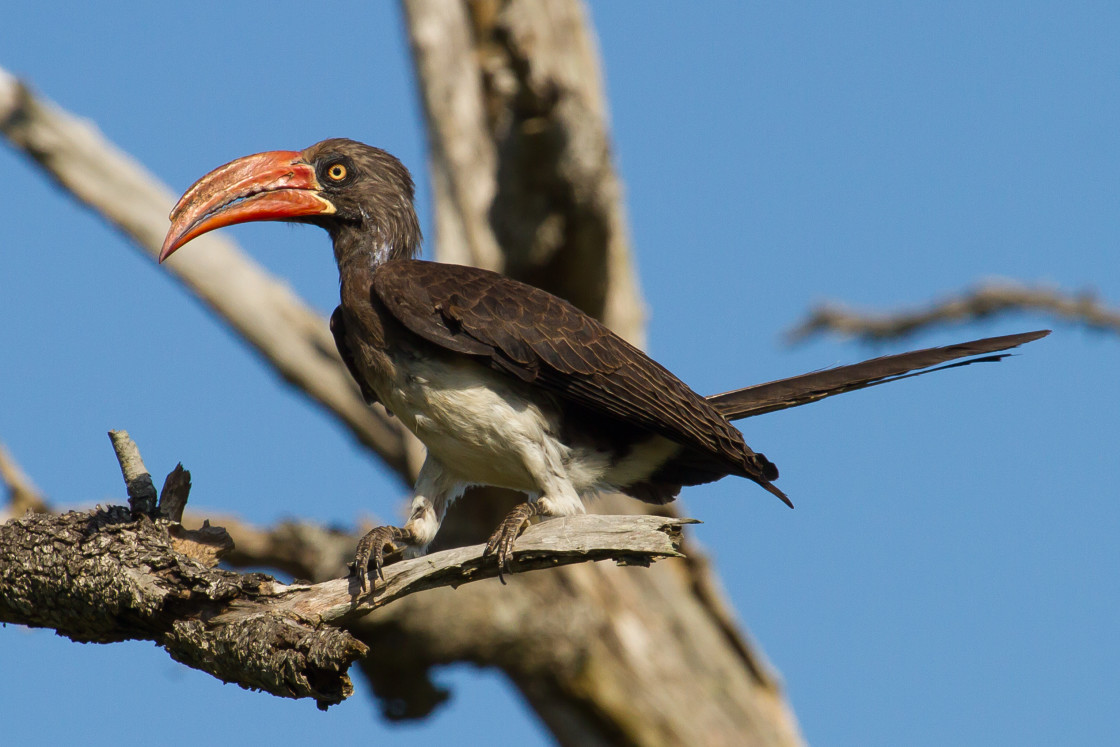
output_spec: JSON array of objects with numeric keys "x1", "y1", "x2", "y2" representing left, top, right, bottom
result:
[{"x1": 373, "y1": 260, "x2": 775, "y2": 483}]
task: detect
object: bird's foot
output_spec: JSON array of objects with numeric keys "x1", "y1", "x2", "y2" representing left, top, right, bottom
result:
[
  {"x1": 483, "y1": 502, "x2": 541, "y2": 584},
  {"x1": 352, "y1": 525, "x2": 414, "y2": 591}
]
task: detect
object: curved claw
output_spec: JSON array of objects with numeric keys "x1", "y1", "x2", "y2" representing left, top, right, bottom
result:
[
  {"x1": 352, "y1": 525, "x2": 412, "y2": 592},
  {"x1": 483, "y1": 502, "x2": 540, "y2": 584}
]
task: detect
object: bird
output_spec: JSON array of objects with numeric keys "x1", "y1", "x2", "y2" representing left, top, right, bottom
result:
[{"x1": 159, "y1": 138, "x2": 1049, "y2": 587}]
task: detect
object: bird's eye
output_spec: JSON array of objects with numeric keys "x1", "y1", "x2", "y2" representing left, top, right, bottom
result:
[{"x1": 326, "y1": 163, "x2": 348, "y2": 181}]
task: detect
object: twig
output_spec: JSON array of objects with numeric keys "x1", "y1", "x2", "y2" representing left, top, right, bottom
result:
[
  {"x1": 108, "y1": 430, "x2": 158, "y2": 516},
  {"x1": 788, "y1": 281, "x2": 1120, "y2": 344},
  {"x1": 158, "y1": 464, "x2": 192, "y2": 522}
]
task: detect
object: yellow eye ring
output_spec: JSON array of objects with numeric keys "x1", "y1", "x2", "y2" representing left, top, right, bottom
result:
[{"x1": 327, "y1": 163, "x2": 347, "y2": 181}]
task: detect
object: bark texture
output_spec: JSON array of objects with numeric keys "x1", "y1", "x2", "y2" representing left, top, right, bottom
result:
[{"x1": 0, "y1": 505, "x2": 366, "y2": 708}]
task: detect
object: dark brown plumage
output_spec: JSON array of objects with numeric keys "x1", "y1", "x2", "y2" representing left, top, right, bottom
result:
[
  {"x1": 370, "y1": 260, "x2": 782, "y2": 492},
  {"x1": 160, "y1": 138, "x2": 1050, "y2": 587},
  {"x1": 707, "y1": 330, "x2": 1050, "y2": 419}
]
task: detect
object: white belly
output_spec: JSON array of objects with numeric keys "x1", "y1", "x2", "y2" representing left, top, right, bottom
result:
[
  {"x1": 381, "y1": 357, "x2": 572, "y2": 492},
  {"x1": 373, "y1": 353, "x2": 682, "y2": 516}
]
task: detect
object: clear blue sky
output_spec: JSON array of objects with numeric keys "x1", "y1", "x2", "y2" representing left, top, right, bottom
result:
[{"x1": 2, "y1": 3, "x2": 1117, "y2": 745}]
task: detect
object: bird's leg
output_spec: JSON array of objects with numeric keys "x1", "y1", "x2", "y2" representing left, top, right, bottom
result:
[
  {"x1": 351, "y1": 457, "x2": 459, "y2": 591},
  {"x1": 484, "y1": 500, "x2": 545, "y2": 583},
  {"x1": 351, "y1": 524, "x2": 416, "y2": 590},
  {"x1": 352, "y1": 526, "x2": 405, "y2": 588}
]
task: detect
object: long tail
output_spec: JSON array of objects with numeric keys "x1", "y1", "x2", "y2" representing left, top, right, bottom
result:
[{"x1": 707, "y1": 330, "x2": 1050, "y2": 421}]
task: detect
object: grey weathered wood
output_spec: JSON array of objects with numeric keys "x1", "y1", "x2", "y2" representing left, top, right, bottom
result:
[
  {"x1": 221, "y1": 514, "x2": 693, "y2": 624},
  {"x1": 108, "y1": 429, "x2": 158, "y2": 516}
]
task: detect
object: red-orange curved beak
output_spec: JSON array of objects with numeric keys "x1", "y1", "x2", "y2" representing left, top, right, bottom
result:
[{"x1": 159, "y1": 150, "x2": 335, "y2": 262}]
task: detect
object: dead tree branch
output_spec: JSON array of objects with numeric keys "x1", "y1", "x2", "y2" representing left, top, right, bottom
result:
[
  {"x1": 789, "y1": 281, "x2": 1120, "y2": 344},
  {"x1": 0, "y1": 432, "x2": 694, "y2": 710},
  {"x1": 0, "y1": 504, "x2": 690, "y2": 709}
]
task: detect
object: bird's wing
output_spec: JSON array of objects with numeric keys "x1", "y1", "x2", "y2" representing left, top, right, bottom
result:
[
  {"x1": 371, "y1": 260, "x2": 776, "y2": 481},
  {"x1": 330, "y1": 306, "x2": 381, "y2": 406}
]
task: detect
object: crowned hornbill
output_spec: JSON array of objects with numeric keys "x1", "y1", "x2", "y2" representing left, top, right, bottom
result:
[{"x1": 160, "y1": 138, "x2": 1048, "y2": 587}]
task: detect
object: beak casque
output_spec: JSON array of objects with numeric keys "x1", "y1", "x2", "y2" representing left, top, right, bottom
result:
[{"x1": 159, "y1": 150, "x2": 335, "y2": 262}]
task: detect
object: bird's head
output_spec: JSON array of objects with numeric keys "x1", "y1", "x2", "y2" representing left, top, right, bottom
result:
[{"x1": 160, "y1": 138, "x2": 421, "y2": 268}]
